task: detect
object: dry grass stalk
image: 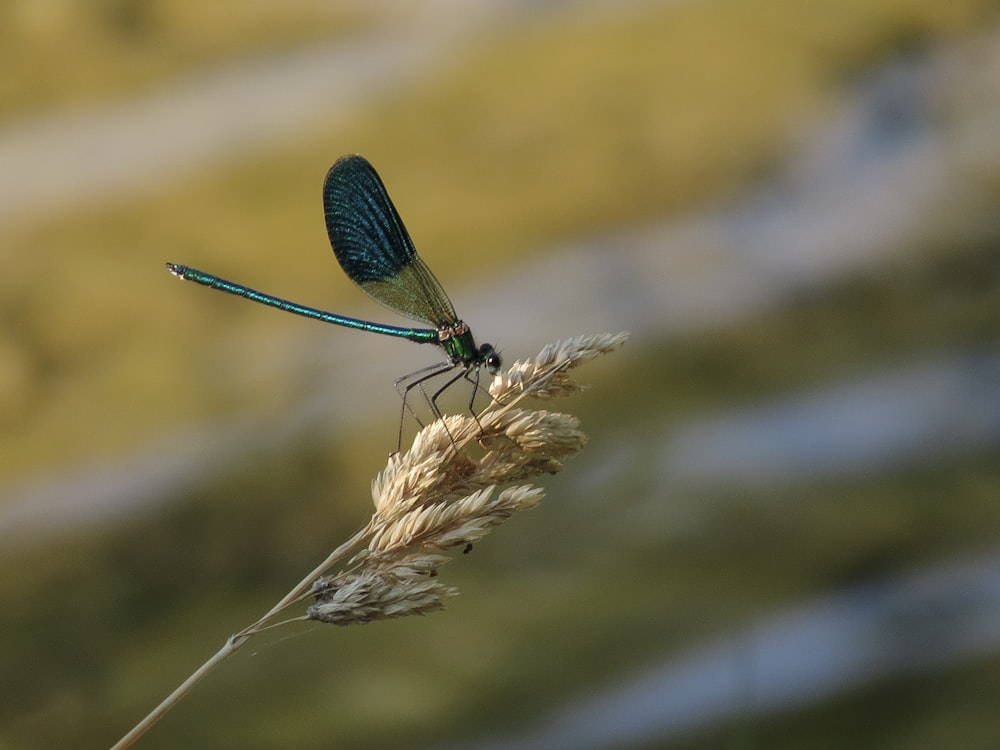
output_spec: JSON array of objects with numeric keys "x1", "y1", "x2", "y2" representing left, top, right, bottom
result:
[
  {"x1": 112, "y1": 331, "x2": 627, "y2": 749},
  {"x1": 308, "y1": 332, "x2": 627, "y2": 626}
]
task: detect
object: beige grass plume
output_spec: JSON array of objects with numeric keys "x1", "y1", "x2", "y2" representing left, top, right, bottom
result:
[{"x1": 113, "y1": 331, "x2": 628, "y2": 749}]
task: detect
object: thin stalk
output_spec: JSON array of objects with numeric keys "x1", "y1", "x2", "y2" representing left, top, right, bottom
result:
[{"x1": 111, "y1": 524, "x2": 373, "y2": 750}]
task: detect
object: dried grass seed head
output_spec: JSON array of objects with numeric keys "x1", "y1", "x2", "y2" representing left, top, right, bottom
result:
[
  {"x1": 488, "y1": 332, "x2": 629, "y2": 402},
  {"x1": 309, "y1": 555, "x2": 457, "y2": 625}
]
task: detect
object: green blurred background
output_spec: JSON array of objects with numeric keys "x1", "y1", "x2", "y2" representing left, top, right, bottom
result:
[{"x1": 2, "y1": 1, "x2": 1000, "y2": 748}]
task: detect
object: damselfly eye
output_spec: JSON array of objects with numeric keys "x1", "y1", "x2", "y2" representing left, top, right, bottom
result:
[{"x1": 483, "y1": 346, "x2": 501, "y2": 375}]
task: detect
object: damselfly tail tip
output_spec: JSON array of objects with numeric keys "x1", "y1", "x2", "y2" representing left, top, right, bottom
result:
[{"x1": 165, "y1": 262, "x2": 186, "y2": 279}]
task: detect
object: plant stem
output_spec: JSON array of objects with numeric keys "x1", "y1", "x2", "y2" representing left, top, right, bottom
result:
[{"x1": 111, "y1": 523, "x2": 373, "y2": 749}]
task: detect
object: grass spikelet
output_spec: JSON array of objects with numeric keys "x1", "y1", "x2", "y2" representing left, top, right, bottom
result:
[
  {"x1": 308, "y1": 554, "x2": 457, "y2": 625},
  {"x1": 490, "y1": 331, "x2": 629, "y2": 402}
]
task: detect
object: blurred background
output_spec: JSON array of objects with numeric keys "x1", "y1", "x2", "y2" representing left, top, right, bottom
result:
[{"x1": 2, "y1": 0, "x2": 1000, "y2": 747}]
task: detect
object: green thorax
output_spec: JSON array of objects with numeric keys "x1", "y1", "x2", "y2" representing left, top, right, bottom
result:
[{"x1": 439, "y1": 322, "x2": 479, "y2": 366}]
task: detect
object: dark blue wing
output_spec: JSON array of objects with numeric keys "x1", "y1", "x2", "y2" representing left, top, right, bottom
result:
[
  {"x1": 322, "y1": 155, "x2": 457, "y2": 327},
  {"x1": 323, "y1": 155, "x2": 415, "y2": 284}
]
